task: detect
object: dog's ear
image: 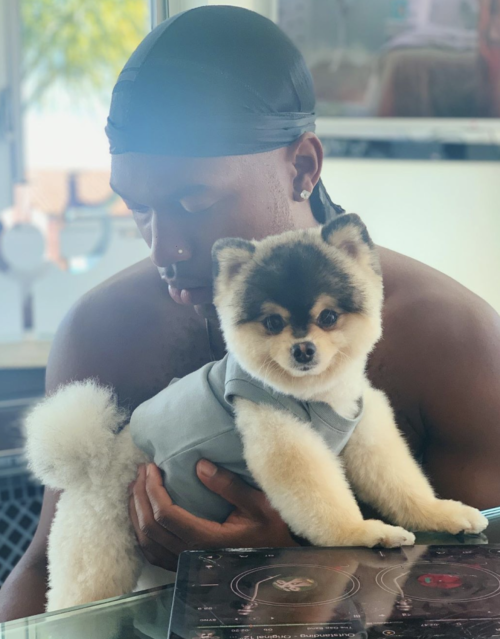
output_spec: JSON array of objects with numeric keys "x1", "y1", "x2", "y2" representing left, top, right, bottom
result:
[
  {"x1": 321, "y1": 213, "x2": 374, "y2": 260},
  {"x1": 212, "y1": 238, "x2": 255, "y2": 281}
]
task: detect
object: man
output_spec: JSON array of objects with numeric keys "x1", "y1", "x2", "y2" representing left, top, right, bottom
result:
[{"x1": 1, "y1": 6, "x2": 500, "y2": 621}]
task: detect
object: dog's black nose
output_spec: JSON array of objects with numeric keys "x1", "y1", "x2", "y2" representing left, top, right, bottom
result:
[{"x1": 292, "y1": 341, "x2": 316, "y2": 364}]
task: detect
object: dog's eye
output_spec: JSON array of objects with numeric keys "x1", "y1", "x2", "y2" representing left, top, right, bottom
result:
[
  {"x1": 317, "y1": 309, "x2": 338, "y2": 329},
  {"x1": 263, "y1": 314, "x2": 285, "y2": 335}
]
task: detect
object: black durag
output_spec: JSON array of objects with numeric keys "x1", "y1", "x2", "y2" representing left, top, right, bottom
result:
[{"x1": 105, "y1": 5, "x2": 344, "y2": 222}]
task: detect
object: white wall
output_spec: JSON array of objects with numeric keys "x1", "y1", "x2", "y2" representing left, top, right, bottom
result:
[{"x1": 322, "y1": 159, "x2": 500, "y2": 312}]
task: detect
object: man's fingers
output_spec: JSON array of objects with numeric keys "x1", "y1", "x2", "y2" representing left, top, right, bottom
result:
[
  {"x1": 130, "y1": 462, "x2": 295, "y2": 554},
  {"x1": 196, "y1": 460, "x2": 266, "y2": 517},
  {"x1": 144, "y1": 463, "x2": 174, "y2": 508},
  {"x1": 131, "y1": 465, "x2": 186, "y2": 555},
  {"x1": 129, "y1": 489, "x2": 179, "y2": 571},
  {"x1": 145, "y1": 463, "x2": 223, "y2": 544}
]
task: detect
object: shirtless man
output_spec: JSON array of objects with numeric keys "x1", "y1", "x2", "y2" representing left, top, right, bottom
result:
[{"x1": 1, "y1": 6, "x2": 500, "y2": 622}]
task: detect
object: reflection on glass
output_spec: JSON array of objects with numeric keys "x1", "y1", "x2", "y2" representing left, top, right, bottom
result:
[{"x1": 278, "y1": 0, "x2": 500, "y2": 119}]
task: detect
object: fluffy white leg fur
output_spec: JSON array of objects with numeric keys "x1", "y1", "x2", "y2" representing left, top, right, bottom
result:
[
  {"x1": 24, "y1": 381, "x2": 148, "y2": 610},
  {"x1": 342, "y1": 384, "x2": 488, "y2": 535},
  {"x1": 234, "y1": 398, "x2": 415, "y2": 548}
]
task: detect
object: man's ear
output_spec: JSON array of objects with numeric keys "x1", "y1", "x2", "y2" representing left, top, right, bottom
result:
[
  {"x1": 212, "y1": 238, "x2": 255, "y2": 281},
  {"x1": 288, "y1": 133, "x2": 323, "y2": 201},
  {"x1": 321, "y1": 214, "x2": 374, "y2": 260}
]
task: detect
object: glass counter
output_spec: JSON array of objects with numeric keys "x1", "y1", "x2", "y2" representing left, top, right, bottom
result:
[
  {"x1": 0, "y1": 584, "x2": 174, "y2": 639},
  {"x1": 2, "y1": 509, "x2": 500, "y2": 639}
]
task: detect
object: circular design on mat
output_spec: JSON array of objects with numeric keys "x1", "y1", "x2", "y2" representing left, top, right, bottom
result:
[
  {"x1": 376, "y1": 562, "x2": 500, "y2": 603},
  {"x1": 231, "y1": 564, "x2": 360, "y2": 607}
]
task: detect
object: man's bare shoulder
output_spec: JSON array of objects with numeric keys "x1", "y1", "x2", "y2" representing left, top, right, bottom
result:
[
  {"x1": 379, "y1": 247, "x2": 500, "y2": 347},
  {"x1": 370, "y1": 248, "x2": 500, "y2": 450},
  {"x1": 378, "y1": 250, "x2": 500, "y2": 508},
  {"x1": 46, "y1": 259, "x2": 212, "y2": 408}
]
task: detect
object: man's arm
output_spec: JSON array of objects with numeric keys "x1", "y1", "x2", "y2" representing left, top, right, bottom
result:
[
  {"x1": 375, "y1": 248, "x2": 500, "y2": 511},
  {"x1": 421, "y1": 295, "x2": 500, "y2": 510},
  {"x1": 0, "y1": 297, "x2": 112, "y2": 621},
  {"x1": 0, "y1": 488, "x2": 58, "y2": 620},
  {"x1": 0, "y1": 299, "x2": 87, "y2": 620}
]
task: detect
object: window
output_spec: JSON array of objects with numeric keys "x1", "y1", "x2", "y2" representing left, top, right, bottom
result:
[{"x1": 0, "y1": 0, "x2": 150, "y2": 356}]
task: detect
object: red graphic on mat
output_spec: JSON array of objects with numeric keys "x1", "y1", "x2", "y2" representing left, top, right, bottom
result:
[{"x1": 418, "y1": 573, "x2": 463, "y2": 589}]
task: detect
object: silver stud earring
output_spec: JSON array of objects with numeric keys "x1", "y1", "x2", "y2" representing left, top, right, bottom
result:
[
  {"x1": 177, "y1": 249, "x2": 184, "y2": 255},
  {"x1": 300, "y1": 189, "x2": 311, "y2": 200}
]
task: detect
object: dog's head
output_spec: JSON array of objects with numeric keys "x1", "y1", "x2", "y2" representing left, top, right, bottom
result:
[{"x1": 212, "y1": 214, "x2": 383, "y2": 397}]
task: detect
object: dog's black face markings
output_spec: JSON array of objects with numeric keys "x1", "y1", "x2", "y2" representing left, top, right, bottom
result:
[
  {"x1": 212, "y1": 238, "x2": 255, "y2": 279},
  {"x1": 239, "y1": 242, "x2": 364, "y2": 329}
]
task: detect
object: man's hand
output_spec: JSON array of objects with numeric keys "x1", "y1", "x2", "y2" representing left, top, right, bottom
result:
[{"x1": 129, "y1": 460, "x2": 298, "y2": 571}]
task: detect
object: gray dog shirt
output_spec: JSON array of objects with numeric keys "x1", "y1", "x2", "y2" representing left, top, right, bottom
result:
[{"x1": 129, "y1": 354, "x2": 363, "y2": 523}]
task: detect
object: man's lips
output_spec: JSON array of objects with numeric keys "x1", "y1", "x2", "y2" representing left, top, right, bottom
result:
[{"x1": 168, "y1": 285, "x2": 213, "y2": 306}]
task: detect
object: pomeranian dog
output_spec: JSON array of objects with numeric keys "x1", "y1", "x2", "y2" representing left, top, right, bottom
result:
[{"x1": 25, "y1": 214, "x2": 487, "y2": 611}]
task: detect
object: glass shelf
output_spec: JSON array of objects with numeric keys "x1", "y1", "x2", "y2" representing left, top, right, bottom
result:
[
  {"x1": 2, "y1": 510, "x2": 500, "y2": 638},
  {"x1": 0, "y1": 584, "x2": 174, "y2": 639}
]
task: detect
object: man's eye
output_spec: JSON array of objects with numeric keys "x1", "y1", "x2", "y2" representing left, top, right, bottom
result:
[
  {"x1": 317, "y1": 309, "x2": 338, "y2": 329},
  {"x1": 181, "y1": 202, "x2": 215, "y2": 215},
  {"x1": 263, "y1": 314, "x2": 285, "y2": 335}
]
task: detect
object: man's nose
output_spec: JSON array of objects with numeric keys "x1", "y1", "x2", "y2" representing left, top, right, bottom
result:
[{"x1": 150, "y1": 211, "x2": 192, "y2": 267}]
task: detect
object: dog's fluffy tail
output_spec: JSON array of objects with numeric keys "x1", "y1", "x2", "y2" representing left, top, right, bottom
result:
[{"x1": 25, "y1": 380, "x2": 129, "y2": 491}]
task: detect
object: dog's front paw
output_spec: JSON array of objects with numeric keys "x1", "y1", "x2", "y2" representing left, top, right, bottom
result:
[
  {"x1": 353, "y1": 520, "x2": 416, "y2": 549},
  {"x1": 419, "y1": 500, "x2": 488, "y2": 535}
]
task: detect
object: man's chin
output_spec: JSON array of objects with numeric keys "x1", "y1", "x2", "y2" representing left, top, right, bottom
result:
[{"x1": 168, "y1": 285, "x2": 214, "y2": 307}]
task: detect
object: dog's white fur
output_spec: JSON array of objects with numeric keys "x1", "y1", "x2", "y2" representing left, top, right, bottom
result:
[
  {"x1": 25, "y1": 381, "x2": 148, "y2": 610},
  {"x1": 25, "y1": 217, "x2": 487, "y2": 611}
]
